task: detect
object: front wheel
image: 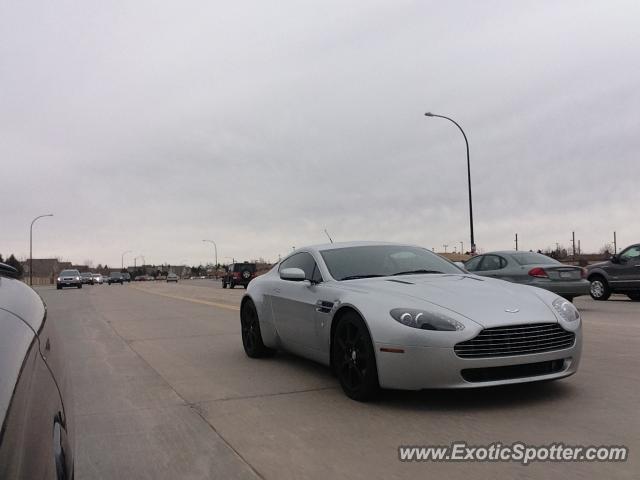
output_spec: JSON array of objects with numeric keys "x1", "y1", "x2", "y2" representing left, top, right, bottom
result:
[
  {"x1": 628, "y1": 293, "x2": 640, "y2": 301},
  {"x1": 222, "y1": 282, "x2": 227, "y2": 289},
  {"x1": 240, "y1": 300, "x2": 275, "y2": 358},
  {"x1": 230, "y1": 281, "x2": 235, "y2": 289},
  {"x1": 589, "y1": 277, "x2": 611, "y2": 301},
  {"x1": 332, "y1": 311, "x2": 380, "y2": 402},
  {"x1": 77, "y1": 284, "x2": 82, "y2": 289}
]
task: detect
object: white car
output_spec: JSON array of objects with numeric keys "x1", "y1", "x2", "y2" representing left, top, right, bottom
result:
[
  {"x1": 92, "y1": 273, "x2": 103, "y2": 284},
  {"x1": 240, "y1": 242, "x2": 582, "y2": 401}
]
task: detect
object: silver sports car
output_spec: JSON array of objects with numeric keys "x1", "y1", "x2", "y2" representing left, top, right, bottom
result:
[{"x1": 240, "y1": 242, "x2": 582, "y2": 401}]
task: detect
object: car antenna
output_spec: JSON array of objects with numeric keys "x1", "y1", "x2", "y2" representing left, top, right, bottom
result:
[{"x1": 324, "y1": 229, "x2": 334, "y2": 243}]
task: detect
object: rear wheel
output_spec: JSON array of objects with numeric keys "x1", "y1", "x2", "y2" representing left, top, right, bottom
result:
[
  {"x1": 240, "y1": 300, "x2": 275, "y2": 358},
  {"x1": 230, "y1": 281, "x2": 235, "y2": 289},
  {"x1": 628, "y1": 293, "x2": 640, "y2": 301},
  {"x1": 589, "y1": 276, "x2": 610, "y2": 301},
  {"x1": 77, "y1": 284, "x2": 82, "y2": 289},
  {"x1": 222, "y1": 281, "x2": 227, "y2": 289},
  {"x1": 332, "y1": 311, "x2": 379, "y2": 402}
]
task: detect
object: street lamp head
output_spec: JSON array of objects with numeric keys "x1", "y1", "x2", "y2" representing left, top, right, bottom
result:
[{"x1": 424, "y1": 112, "x2": 434, "y2": 117}]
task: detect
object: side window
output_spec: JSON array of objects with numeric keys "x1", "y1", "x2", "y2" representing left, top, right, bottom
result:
[
  {"x1": 478, "y1": 255, "x2": 503, "y2": 271},
  {"x1": 465, "y1": 256, "x2": 483, "y2": 271},
  {"x1": 620, "y1": 246, "x2": 640, "y2": 262},
  {"x1": 280, "y1": 253, "x2": 323, "y2": 282}
]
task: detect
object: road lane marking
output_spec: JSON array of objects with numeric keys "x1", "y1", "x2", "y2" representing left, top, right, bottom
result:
[{"x1": 130, "y1": 286, "x2": 240, "y2": 311}]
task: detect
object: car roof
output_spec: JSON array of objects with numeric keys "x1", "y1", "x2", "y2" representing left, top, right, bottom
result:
[{"x1": 300, "y1": 241, "x2": 415, "y2": 254}]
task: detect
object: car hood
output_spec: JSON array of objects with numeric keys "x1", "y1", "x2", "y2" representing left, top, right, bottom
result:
[{"x1": 341, "y1": 274, "x2": 557, "y2": 328}]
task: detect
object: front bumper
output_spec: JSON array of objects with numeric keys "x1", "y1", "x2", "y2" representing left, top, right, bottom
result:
[{"x1": 375, "y1": 328, "x2": 582, "y2": 390}]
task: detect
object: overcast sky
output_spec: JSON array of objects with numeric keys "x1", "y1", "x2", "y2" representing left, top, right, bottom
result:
[{"x1": 2, "y1": 0, "x2": 639, "y2": 267}]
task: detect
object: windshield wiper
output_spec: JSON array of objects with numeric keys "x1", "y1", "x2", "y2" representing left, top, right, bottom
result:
[
  {"x1": 340, "y1": 274, "x2": 385, "y2": 281},
  {"x1": 391, "y1": 269, "x2": 443, "y2": 276}
]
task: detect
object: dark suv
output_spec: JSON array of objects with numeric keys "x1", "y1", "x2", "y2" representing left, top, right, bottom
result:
[
  {"x1": 587, "y1": 243, "x2": 640, "y2": 301},
  {"x1": 108, "y1": 272, "x2": 124, "y2": 285},
  {"x1": 222, "y1": 262, "x2": 256, "y2": 289}
]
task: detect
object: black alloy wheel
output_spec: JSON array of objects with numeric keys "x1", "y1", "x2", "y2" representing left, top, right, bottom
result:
[
  {"x1": 240, "y1": 300, "x2": 275, "y2": 358},
  {"x1": 332, "y1": 311, "x2": 379, "y2": 401}
]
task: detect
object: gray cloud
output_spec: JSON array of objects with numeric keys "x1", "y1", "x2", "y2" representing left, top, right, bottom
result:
[{"x1": 2, "y1": 0, "x2": 639, "y2": 267}]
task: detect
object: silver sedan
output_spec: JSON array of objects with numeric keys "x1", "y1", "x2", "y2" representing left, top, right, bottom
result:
[
  {"x1": 240, "y1": 242, "x2": 582, "y2": 401},
  {"x1": 464, "y1": 251, "x2": 590, "y2": 301}
]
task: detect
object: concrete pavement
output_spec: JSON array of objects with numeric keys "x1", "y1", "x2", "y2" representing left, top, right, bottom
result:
[{"x1": 39, "y1": 281, "x2": 640, "y2": 479}]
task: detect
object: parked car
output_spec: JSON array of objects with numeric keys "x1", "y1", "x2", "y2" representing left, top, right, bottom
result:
[
  {"x1": 0, "y1": 263, "x2": 75, "y2": 478},
  {"x1": 92, "y1": 273, "x2": 104, "y2": 284},
  {"x1": 222, "y1": 262, "x2": 256, "y2": 289},
  {"x1": 464, "y1": 251, "x2": 589, "y2": 302},
  {"x1": 123, "y1": 272, "x2": 131, "y2": 283},
  {"x1": 241, "y1": 242, "x2": 582, "y2": 401},
  {"x1": 166, "y1": 272, "x2": 179, "y2": 283},
  {"x1": 587, "y1": 243, "x2": 640, "y2": 301},
  {"x1": 56, "y1": 269, "x2": 82, "y2": 289},
  {"x1": 108, "y1": 272, "x2": 124, "y2": 285},
  {"x1": 80, "y1": 272, "x2": 94, "y2": 285}
]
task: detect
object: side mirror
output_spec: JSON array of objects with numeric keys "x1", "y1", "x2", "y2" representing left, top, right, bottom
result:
[
  {"x1": 610, "y1": 254, "x2": 620, "y2": 264},
  {"x1": 454, "y1": 261, "x2": 469, "y2": 272},
  {"x1": 280, "y1": 268, "x2": 306, "y2": 281}
]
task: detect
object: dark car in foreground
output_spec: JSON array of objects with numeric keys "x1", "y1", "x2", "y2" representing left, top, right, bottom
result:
[
  {"x1": 56, "y1": 269, "x2": 82, "y2": 290},
  {"x1": 222, "y1": 262, "x2": 256, "y2": 289},
  {"x1": 108, "y1": 272, "x2": 124, "y2": 285},
  {"x1": 0, "y1": 263, "x2": 75, "y2": 478},
  {"x1": 587, "y1": 243, "x2": 640, "y2": 301},
  {"x1": 464, "y1": 251, "x2": 589, "y2": 301}
]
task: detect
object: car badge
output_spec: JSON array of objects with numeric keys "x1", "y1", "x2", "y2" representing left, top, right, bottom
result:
[{"x1": 504, "y1": 307, "x2": 520, "y2": 313}]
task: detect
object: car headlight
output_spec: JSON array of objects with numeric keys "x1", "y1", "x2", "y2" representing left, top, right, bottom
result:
[
  {"x1": 552, "y1": 298, "x2": 580, "y2": 322},
  {"x1": 57, "y1": 277, "x2": 61, "y2": 281},
  {"x1": 390, "y1": 308, "x2": 465, "y2": 331},
  {"x1": 76, "y1": 276, "x2": 80, "y2": 281}
]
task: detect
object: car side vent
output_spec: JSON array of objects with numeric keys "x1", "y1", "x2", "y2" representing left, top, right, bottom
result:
[{"x1": 386, "y1": 279, "x2": 414, "y2": 285}]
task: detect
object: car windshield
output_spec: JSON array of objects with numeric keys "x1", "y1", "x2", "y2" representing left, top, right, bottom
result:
[
  {"x1": 60, "y1": 270, "x2": 79, "y2": 276},
  {"x1": 81, "y1": 273, "x2": 92, "y2": 277},
  {"x1": 511, "y1": 252, "x2": 560, "y2": 265},
  {"x1": 111, "y1": 272, "x2": 122, "y2": 277},
  {"x1": 320, "y1": 245, "x2": 462, "y2": 281}
]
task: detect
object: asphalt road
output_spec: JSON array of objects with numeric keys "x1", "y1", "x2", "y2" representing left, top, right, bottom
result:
[{"x1": 39, "y1": 280, "x2": 640, "y2": 479}]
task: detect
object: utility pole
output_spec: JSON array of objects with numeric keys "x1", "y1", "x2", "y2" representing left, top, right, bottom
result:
[
  {"x1": 571, "y1": 231, "x2": 576, "y2": 258},
  {"x1": 443, "y1": 244, "x2": 448, "y2": 253},
  {"x1": 29, "y1": 214, "x2": 53, "y2": 286},
  {"x1": 460, "y1": 241, "x2": 464, "y2": 254},
  {"x1": 613, "y1": 231, "x2": 617, "y2": 254},
  {"x1": 578, "y1": 240, "x2": 581, "y2": 255},
  {"x1": 515, "y1": 233, "x2": 518, "y2": 251}
]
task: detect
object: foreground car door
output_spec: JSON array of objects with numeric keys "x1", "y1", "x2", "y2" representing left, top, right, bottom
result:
[{"x1": 270, "y1": 252, "x2": 324, "y2": 353}]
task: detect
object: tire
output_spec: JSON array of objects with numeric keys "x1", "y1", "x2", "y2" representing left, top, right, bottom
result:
[
  {"x1": 332, "y1": 311, "x2": 380, "y2": 402},
  {"x1": 628, "y1": 293, "x2": 640, "y2": 301},
  {"x1": 240, "y1": 300, "x2": 275, "y2": 358},
  {"x1": 57, "y1": 285, "x2": 62, "y2": 290},
  {"x1": 230, "y1": 281, "x2": 235, "y2": 289},
  {"x1": 222, "y1": 282, "x2": 227, "y2": 289},
  {"x1": 589, "y1": 276, "x2": 611, "y2": 301},
  {"x1": 77, "y1": 284, "x2": 82, "y2": 289}
]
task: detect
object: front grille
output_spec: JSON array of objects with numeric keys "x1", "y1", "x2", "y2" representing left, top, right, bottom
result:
[
  {"x1": 461, "y1": 359, "x2": 566, "y2": 382},
  {"x1": 454, "y1": 323, "x2": 575, "y2": 358}
]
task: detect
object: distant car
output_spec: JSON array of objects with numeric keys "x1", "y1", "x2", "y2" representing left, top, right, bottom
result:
[
  {"x1": 57, "y1": 269, "x2": 82, "y2": 289},
  {"x1": 587, "y1": 244, "x2": 640, "y2": 301},
  {"x1": 464, "y1": 251, "x2": 589, "y2": 302},
  {"x1": 0, "y1": 263, "x2": 75, "y2": 478},
  {"x1": 222, "y1": 262, "x2": 256, "y2": 289},
  {"x1": 123, "y1": 272, "x2": 131, "y2": 283},
  {"x1": 108, "y1": 272, "x2": 124, "y2": 285},
  {"x1": 167, "y1": 272, "x2": 179, "y2": 283},
  {"x1": 92, "y1": 273, "x2": 103, "y2": 284},
  {"x1": 80, "y1": 272, "x2": 94, "y2": 285}
]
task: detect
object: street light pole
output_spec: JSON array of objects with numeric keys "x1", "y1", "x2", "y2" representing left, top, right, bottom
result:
[
  {"x1": 203, "y1": 240, "x2": 218, "y2": 278},
  {"x1": 29, "y1": 214, "x2": 53, "y2": 286},
  {"x1": 121, "y1": 250, "x2": 132, "y2": 271},
  {"x1": 425, "y1": 112, "x2": 475, "y2": 253}
]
